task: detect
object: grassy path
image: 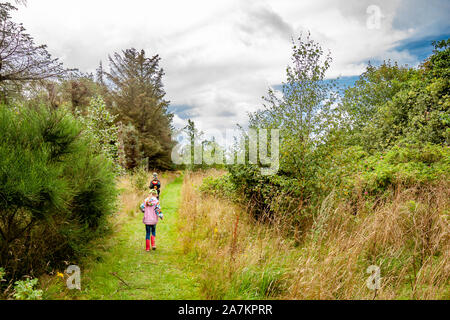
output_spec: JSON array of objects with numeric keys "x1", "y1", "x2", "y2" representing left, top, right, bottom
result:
[{"x1": 74, "y1": 175, "x2": 201, "y2": 300}]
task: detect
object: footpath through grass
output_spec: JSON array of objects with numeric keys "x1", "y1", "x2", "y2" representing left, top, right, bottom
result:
[{"x1": 48, "y1": 175, "x2": 202, "y2": 300}]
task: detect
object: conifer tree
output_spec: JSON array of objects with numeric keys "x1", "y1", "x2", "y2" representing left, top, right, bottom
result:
[{"x1": 102, "y1": 49, "x2": 174, "y2": 170}]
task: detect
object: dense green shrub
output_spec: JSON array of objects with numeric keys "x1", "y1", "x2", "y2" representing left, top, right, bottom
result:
[
  {"x1": 12, "y1": 278, "x2": 43, "y2": 300},
  {"x1": 131, "y1": 166, "x2": 149, "y2": 192},
  {"x1": 0, "y1": 104, "x2": 117, "y2": 281},
  {"x1": 199, "y1": 174, "x2": 236, "y2": 200},
  {"x1": 77, "y1": 96, "x2": 122, "y2": 174},
  {"x1": 346, "y1": 143, "x2": 449, "y2": 195}
]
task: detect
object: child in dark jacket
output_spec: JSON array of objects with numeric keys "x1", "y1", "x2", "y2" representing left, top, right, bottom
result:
[{"x1": 149, "y1": 172, "x2": 161, "y2": 199}]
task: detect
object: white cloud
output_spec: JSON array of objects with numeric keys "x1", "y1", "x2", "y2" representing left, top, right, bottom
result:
[{"x1": 11, "y1": 0, "x2": 449, "y2": 133}]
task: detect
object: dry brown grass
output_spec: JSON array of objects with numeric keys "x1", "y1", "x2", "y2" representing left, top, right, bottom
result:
[{"x1": 178, "y1": 170, "x2": 450, "y2": 300}]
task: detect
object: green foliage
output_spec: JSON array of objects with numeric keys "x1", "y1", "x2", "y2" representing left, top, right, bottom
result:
[
  {"x1": 342, "y1": 42, "x2": 449, "y2": 152},
  {"x1": 225, "y1": 35, "x2": 449, "y2": 228},
  {"x1": 0, "y1": 104, "x2": 117, "y2": 281},
  {"x1": 77, "y1": 96, "x2": 122, "y2": 173},
  {"x1": 341, "y1": 61, "x2": 415, "y2": 138},
  {"x1": 131, "y1": 166, "x2": 149, "y2": 192},
  {"x1": 228, "y1": 33, "x2": 340, "y2": 221},
  {"x1": 426, "y1": 39, "x2": 450, "y2": 79},
  {"x1": 13, "y1": 278, "x2": 43, "y2": 300},
  {"x1": 347, "y1": 143, "x2": 449, "y2": 195},
  {"x1": 0, "y1": 267, "x2": 5, "y2": 282},
  {"x1": 199, "y1": 174, "x2": 236, "y2": 200},
  {"x1": 228, "y1": 265, "x2": 286, "y2": 299},
  {"x1": 249, "y1": 32, "x2": 338, "y2": 143},
  {"x1": 104, "y1": 48, "x2": 174, "y2": 171},
  {"x1": 356, "y1": 76, "x2": 449, "y2": 151}
]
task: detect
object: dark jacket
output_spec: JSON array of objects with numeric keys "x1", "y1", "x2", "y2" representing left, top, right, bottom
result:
[{"x1": 149, "y1": 179, "x2": 161, "y2": 193}]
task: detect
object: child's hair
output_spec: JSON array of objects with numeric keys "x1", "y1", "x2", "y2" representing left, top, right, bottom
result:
[{"x1": 150, "y1": 189, "x2": 158, "y2": 195}]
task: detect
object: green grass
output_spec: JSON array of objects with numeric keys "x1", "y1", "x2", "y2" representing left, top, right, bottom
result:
[{"x1": 45, "y1": 175, "x2": 202, "y2": 300}]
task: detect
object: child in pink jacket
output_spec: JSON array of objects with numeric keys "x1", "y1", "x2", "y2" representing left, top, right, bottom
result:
[{"x1": 142, "y1": 189, "x2": 163, "y2": 251}]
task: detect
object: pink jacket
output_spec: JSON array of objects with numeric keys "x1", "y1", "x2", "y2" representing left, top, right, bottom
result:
[{"x1": 142, "y1": 197, "x2": 160, "y2": 225}]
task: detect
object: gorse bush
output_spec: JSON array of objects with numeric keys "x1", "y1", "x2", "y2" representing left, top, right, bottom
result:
[{"x1": 0, "y1": 104, "x2": 117, "y2": 282}]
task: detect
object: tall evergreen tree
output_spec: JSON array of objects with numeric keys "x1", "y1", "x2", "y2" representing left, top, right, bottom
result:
[{"x1": 103, "y1": 48, "x2": 174, "y2": 170}]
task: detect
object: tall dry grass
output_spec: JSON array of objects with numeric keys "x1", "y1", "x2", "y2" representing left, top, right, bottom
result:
[{"x1": 178, "y1": 171, "x2": 450, "y2": 300}]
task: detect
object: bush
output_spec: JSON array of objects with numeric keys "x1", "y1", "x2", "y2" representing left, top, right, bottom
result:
[
  {"x1": 13, "y1": 278, "x2": 43, "y2": 300},
  {"x1": 131, "y1": 166, "x2": 149, "y2": 192},
  {"x1": 0, "y1": 104, "x2": 118, "y2": 282},
  {"x1": 342, "y1": 143, "x2": 450, "y2": 197},
  {"x1": 77, "y1": 96, "x2": 122, "y2": 174},
  {"x1": 199, "y1": 174, "x2": 236, "y2": 200}
]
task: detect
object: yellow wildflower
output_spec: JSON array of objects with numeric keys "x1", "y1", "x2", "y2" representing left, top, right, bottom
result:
[{"x1": 57, "y1": 272, "x2": 64, "y2": 279}]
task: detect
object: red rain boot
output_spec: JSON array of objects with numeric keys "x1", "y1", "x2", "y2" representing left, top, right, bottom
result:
[
  {"x1": 145, "y1": 239, "x2": 150, "y2": 252},
  {"x1": 151, "y1": 235, "x2": 156, "y2": 250}
]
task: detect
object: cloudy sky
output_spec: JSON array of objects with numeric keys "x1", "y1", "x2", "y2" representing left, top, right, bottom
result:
[{"x1": 11, "y1": 0, "x2": 450, "y2": 132}]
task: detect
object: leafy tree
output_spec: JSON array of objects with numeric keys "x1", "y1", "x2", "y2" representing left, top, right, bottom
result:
[
  {"x1": 226, "y1": 34, "x2": 449, "y2": 229},
  {"x1": 77, "y1": 96, "x2": 121, "y2": 172},
  {"x1": 0, "y1": 3, "x2": 67, "y2": 102},
  {"x1": 183, "y1": 119, "x2": 204, "y2": 170},
  {"x1": 341, "y1": 40, "x2": 449, "y2": 151},
  {"x1": 340, "y1": 61, "x2": 416, "y2": 144},
  {"x1": 240, "y1": 33, "x2": 339, "y2": 212},
  {"x1": 425, "y1": 39, "x2": 450, "y2": 79}
]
